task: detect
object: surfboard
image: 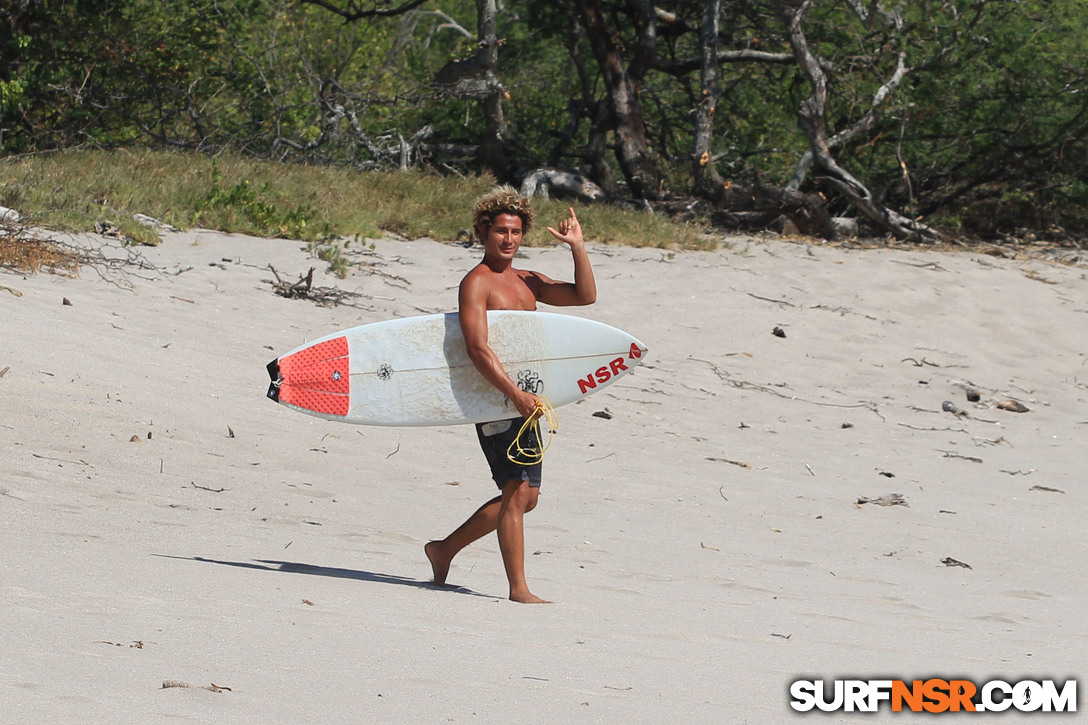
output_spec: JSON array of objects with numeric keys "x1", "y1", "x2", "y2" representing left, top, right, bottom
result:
[{"x1": 266, "y1": 311, "x2": 647, "y2": 426}]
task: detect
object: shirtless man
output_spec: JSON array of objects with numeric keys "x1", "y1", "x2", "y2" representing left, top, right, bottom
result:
[{"x1": 425, "y1": 186, "x2": 597, "y2": 603}]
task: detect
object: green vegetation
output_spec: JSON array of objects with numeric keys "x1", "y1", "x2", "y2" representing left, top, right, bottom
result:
[
  {"x1": 0, "y1": 149, "x2": 709, "y2": 249},
  {"x1": 2, "y1": 0, "x2": 1085, "y2": 241}
]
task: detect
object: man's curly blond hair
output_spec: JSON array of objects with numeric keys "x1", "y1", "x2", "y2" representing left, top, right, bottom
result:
[{"x1": 473, "y1": 185, "x2": 535, "y2": 237}]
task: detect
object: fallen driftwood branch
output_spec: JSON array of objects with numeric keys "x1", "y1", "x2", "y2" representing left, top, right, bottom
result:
[
  {"x1": 162, "y1": 680, "x2": 232, "y2": 693},
  {"x1": 269, "y1": 265, "x2": 315, "y2": 298},
  {"x1": 189, "y1": 482, "x2": 227, "y2": 493},
  {"x1": 520, "y1": 168, "x2": 605, "y2": 202},
  {"x1": 706, "y1": 456, "x2": 751, "y2": 469},
  {"x1": 266, "y1": 265, "x2": 374, "y2": 309},
  {"x1": 939, "y1": 449, "x2": 983, "y2": 463},
  {"x1": 747, "y1": 292, "x2": 795, "y2": 307},
  {"x1": 133, "y1": 213, "x2": 180, "y2": 232},
  {"x1": 856, "y1": 493, "x2": 908, "y2": 507}
]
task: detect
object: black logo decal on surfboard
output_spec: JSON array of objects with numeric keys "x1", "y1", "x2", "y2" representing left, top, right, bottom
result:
[
  {"x1": 377, "y1": 363, "x2": 393, "y2": 381},
  {"x1": 517, "y1": 369, "x2": 543, "y2": 394}
]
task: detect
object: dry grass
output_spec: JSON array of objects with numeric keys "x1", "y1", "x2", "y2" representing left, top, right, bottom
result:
[
  {"x1": 0, "y1": 229, "x2": 86, "y2": 275},
  {"x1": 0, "y1": 149, "x2": 714, "y2": 250},
  {"x1": 1, "y1": 149, "x2": 716, "y2": 281}
]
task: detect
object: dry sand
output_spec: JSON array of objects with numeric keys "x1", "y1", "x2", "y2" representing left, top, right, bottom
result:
[{"x1": 2, "y1": 225, "x2": 1086, "y2": 723}]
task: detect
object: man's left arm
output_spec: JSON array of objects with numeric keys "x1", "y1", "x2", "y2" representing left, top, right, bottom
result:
[{"x1": 536, "y1": 207, "x2": 597, "y2": 307}]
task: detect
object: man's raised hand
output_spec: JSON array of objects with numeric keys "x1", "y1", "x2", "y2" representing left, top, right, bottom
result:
[{"x1": 546, "y1": 207, "x2": 584, "y2": 247}]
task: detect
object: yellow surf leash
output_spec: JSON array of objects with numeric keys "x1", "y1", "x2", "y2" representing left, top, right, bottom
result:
[{"x1": 506, "y1": 397, "x2": 558, "y2": 466}]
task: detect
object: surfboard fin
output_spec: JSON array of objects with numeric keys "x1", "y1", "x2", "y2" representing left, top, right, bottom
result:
[{"x1": 266, "y1": 358, "x2": 282, "y2": 402}]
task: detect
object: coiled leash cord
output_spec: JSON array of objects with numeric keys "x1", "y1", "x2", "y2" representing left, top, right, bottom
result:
[{"x1": 506, "y1": 397, "x2": 558, "y2": 466}]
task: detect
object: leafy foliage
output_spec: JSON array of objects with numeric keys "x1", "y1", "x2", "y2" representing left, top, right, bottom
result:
[{"x1": 194, "y1": 161, "x2": 321, "y2": 239}]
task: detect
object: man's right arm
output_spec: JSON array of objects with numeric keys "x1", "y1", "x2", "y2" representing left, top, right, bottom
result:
[{"x1": 459, "y1": 271, "x2": 540, "y2": 419}]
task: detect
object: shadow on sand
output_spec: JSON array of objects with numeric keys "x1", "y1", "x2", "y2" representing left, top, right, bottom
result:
[{"x1": 155, "y1": 554, "x2": 493, "y2": 598}]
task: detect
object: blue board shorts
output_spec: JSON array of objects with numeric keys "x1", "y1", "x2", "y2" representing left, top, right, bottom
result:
[{"x1": 475, "y1": 417, "x2": 542, "y2": 488}]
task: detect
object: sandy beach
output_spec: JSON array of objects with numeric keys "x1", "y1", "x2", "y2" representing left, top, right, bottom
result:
[{"x1": 2, "y1": 225, "x2": 1085, "y2": 722}]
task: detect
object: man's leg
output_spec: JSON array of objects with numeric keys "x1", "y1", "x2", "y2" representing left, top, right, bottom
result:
[
  {"x1": 496, "y1": 480, "x2": 548, "y2": 604},
  {"x1": 426, "y1": 495, "x2": 502, "y2": 585}
]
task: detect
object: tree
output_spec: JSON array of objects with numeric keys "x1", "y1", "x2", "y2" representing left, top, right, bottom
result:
[
  {"x1": 779, "y1": 0, "x2": 941, "y2": 241},
  {"x1": 572, "y1": 0, "x2": 664, "y2": 199},
  {"x1": 429, "y1": 0, "x2": 514, "y2": 178},
  {"x1": 691, "y1": 0, "x2": 723, "y2": 196}
]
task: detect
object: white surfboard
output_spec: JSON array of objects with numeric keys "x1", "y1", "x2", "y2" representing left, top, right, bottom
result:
[{"x1": 266, "y1": 311, "x2": 648, "y2": 426}]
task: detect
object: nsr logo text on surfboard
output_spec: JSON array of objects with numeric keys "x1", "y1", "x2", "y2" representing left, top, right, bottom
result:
[{"x1": 577, "y1": 343, "x2": 643, "y2": 395}]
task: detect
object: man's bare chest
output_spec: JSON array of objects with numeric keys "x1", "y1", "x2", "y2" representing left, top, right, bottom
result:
[{"x1": 487, "y1": 271, "x2": 538, "y2": 311}]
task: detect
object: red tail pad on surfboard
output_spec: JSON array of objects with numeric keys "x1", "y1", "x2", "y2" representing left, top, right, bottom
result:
[
  {"x1": 267, "y1": 336, "x2": 350, "y2": 417},
  {"x1": 266, "y1": 311, "x2": 648, "y2": 427}
]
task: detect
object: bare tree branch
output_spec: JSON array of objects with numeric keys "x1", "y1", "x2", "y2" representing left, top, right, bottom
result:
[
  {"x1": 299, "y1": 0, "x2": 429, "y2": 22},
  {"x1": 787, "y1": 51, "x2": 911, "y2": 190},
  {"x1": 654, "y1": 48, "x2": 816, "y2": 76},
  {"x1": 692, "y1": 0, "x2": 723, "y2": 195},
  {"x1": 781, "y1": 0, "x2": 943, "y2": 242}
]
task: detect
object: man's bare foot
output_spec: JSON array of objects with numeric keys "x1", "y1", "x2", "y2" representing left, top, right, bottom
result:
[
  {"x1": 510, "y1": 590, "x2": 552, "y2": 604},
  {"x1": 425, "y1": 541, "x2": 451, "y2": 586}
]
